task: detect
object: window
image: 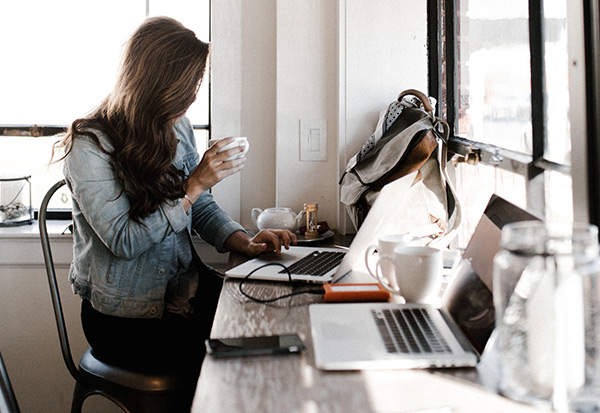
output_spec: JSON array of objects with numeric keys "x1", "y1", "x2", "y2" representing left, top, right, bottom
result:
[
  {"x1": 0, "y1": 0, "x2": 210, "y2": 210},
  {"x1": 430, "y1": 0, "x2": 574, "y2": 244}
]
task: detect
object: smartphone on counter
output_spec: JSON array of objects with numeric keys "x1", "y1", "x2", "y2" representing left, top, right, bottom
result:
[{"x1": 205, "y1": 333, "x2": 306, "y2": 358}]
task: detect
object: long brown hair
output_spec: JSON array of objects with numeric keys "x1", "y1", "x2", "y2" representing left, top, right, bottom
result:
[{"x1": 54, "y1": 16, "x2": 209, "y2": 222}]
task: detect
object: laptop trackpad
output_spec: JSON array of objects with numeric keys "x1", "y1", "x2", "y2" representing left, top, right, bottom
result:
[
  {"x1": 320, "y1": 322, "x2": 365, "y2": 341},
  {"x1": 257, "y1": 251, "x2": 297, "y2": 262}
]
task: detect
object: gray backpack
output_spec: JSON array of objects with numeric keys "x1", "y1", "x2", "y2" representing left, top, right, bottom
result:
[{"x1": 339, "y1": 89, "x2": 461, "y2": 247}]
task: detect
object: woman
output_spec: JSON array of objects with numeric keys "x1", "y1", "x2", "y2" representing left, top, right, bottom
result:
[{"x1": 53, "y1": 16, "x2": 295, "y2": 382}]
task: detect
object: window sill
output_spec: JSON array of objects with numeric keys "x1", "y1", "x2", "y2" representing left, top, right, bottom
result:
[
  {"x1": 0, "y1": 220, "x2": 228, "y2": 268},
  {"x1": 0, "y1": 220, "x2": 72, "y2": 267},
  {"x1": 0, "y1": 220, "x2": 72, "y2": 239}
]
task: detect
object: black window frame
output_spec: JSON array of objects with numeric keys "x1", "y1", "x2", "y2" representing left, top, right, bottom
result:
[
  {"x1": 584, "y1": 0, "x2": 600, "y2": 230},
  {"x1": 0, "y1": 124, "x2": 210, "y2": 138},
  {"x1": 427, "y1": 0, "x2": 585, "y2": 221}
]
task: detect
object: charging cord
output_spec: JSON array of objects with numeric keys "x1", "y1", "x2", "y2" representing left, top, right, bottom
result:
[{"x1": 238, "y1": 263, "x2": 325, "y2": 303}]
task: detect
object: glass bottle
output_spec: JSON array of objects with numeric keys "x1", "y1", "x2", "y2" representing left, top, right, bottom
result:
[{"x1": 493, "y1": 221, "x2": 600, "y2": 411}]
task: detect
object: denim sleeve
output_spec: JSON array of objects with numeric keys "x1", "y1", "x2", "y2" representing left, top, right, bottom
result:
[
  {"x1": 65, "y1": 136, "x2": 189, "y2": 260},
  {"x1": 190, "y1": 191, "x2": 246, "y2": 253}
]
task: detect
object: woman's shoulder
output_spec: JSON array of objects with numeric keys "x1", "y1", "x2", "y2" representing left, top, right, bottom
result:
[
  {"x1": 173, "y1": 116, "x2": 197, "y2": 150},
  {"x1": 72, "y1": 127, "x2": 114, "y2": 152},
  {"x1": 174, "y1": 116, "x2": 193, "y2": 138},
  {"x1": 66, "y1": 127, "x2": 115, "y2": 169}
]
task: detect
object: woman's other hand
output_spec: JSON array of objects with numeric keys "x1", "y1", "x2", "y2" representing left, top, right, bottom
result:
[
  {"x1": 186, "y1": 137, "x2": 246, "y2": 198},
  {"x1": 246, "y1": 229, "x2": 298, "y2": 256},
  {"x1": 224, "y1": 229, "x2": 298, "y2": 257}
]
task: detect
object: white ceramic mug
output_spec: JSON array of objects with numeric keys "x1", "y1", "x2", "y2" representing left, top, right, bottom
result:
[
  {"x1": 364, "y1": 233, "x2": 417, "y2": 290},
  {"x1": 376, "y1": 245, "x2": 443, "y2": 304},
  {"x1": 212, "y1": 136, "x2": 249, "y2": 161}
]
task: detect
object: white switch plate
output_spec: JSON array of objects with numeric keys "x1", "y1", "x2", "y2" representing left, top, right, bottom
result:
[{"x1": 300, "y1": 119, "x2": 327, "y2": 161}]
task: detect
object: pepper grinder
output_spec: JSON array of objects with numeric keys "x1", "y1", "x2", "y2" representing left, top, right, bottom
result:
[{"x1": 304, "y1": 203, "x2": 319, "y2": 239}]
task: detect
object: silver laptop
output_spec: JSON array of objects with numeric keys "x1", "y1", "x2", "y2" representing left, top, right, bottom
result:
[
  {"x1": 310, "y1": 195, "x2": 539, "y2": 370},
  {"x1": 225, "y1": 172, "x2": 418, "y2": 284}
]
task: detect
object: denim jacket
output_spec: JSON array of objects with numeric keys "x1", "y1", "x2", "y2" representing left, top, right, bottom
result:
[{"x1": 64, "y1": 117, "x2": 245, "y2": 318}]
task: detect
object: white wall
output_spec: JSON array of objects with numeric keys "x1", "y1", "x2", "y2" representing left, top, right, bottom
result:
[
  {"x1": 275, "y1": 0, "x2": 339, "y2": 228},
  {"x1": 212, "y1": 0, "x2": 428, "y2": 232},
  {"x1": 339, "y1": 0, "x2": 428, "y2": 231}
]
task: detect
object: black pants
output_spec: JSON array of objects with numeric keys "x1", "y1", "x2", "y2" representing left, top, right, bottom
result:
[
  {"x1": 81, "y1": 261, "x2": 222, "y2": 373},
  {"x1": 81, "y1": 299, "x2": 209, "y2": 373},
  {"x1": 81, "y1": 260, "x2": 222, "y2": 411},
  {"x1": 81, "y1": 298, "x2": 212, "y2": 412}
]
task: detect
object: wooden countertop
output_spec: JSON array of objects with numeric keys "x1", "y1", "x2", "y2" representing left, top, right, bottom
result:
[{"x1": 191, "y1": 235, "x2": 542, "y2": 413}]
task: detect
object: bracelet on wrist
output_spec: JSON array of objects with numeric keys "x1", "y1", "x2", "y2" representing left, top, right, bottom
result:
[{"x1": 183, "y1": 194, "x2": 194, "y2": 207}]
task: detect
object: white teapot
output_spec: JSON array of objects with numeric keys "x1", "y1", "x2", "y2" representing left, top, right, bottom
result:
[{"x1": 251, "y1": 207, "x2": 305, "y2": 231}]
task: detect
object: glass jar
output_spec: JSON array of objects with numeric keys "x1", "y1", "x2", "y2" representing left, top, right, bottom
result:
[
  {"x1": 493, "y1": 221, "x2": 600, "y2": 411},
  {"x1": 0, "y1": 175, "x2": 33, "y2": 226}
]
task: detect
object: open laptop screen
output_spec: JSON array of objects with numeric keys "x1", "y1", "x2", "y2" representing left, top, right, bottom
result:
[{"x1": 441, "y1": 195, "x2": 540, "y2": 353}]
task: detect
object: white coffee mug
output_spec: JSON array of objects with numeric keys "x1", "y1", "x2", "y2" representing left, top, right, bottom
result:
[
  {"x1": 212, "y1": 136, "x2": 249, "y2": 161},
  {"x1": 376, "y1": 245, "x2": 443, "y2": 304},
  {"x1": 364, "y1": 233, "x2": 418, "y2": 290}
]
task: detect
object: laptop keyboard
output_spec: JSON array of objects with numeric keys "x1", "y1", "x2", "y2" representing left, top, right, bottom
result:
[
  {"x1": 279, "y1": 251, "x2": 345, "y2": 276},
  {"x1": 372, "y1": 308, "x2": 451, "y2": 354}
]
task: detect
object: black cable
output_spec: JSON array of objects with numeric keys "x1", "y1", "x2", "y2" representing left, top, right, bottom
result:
[{"x1": 238, "y1": 263, "x2": 325, "y2": 303}]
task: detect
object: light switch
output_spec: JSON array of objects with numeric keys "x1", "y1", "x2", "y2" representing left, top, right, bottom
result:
[
  {"x1": 308, "y1": 129, "x2": 320, "y2": 152},
  {"x1": 300, "y1": 119, "x2": 327, "y2": 161}
]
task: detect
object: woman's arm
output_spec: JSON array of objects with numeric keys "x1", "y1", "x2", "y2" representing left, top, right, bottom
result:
[
  {"x1": 179, "y1": 119, "x2": 295, "y2": 255},
  {"x1": 189, "y1": 190, "x2": 246, "y2": 252}
]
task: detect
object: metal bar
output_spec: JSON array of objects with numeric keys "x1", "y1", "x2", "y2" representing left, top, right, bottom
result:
[
  {"x1": 427, "y1": 0, "x2": 442, "y2": 111},
  {"x1": 39, "y1": 179, "x2": 84, "y2": 384},
  {"x1": 444, "y1": 0, "x2": 458, "y2": 134},
  {"x1": 0, "y1": 350, "x2": 20, "y2": 413},
  {"x1": 0, "y1": 125, "x2": 66, "y2": 137},
  {"x1": 208, "y1": 0, "x2": 212, "y2": 140},
  {"x1": 449, "y1": 136, "x2": 531, "y2": 176},
  {"x1": 450, "y1": 135, "x2": 570, "y2": 175},
  {"x1": 1, "y1": 124, "x2": 209, "y2": 138},
  {"x1": 524, "y1": 0, "x2": 547, "y2": 216},
  {"x1": 191, "y1": 124, "x2": 210, "y2": 130},
  {"x1": 532, "y1": 158, "x2": 570, "y2": 175},
  {"x1": 584, "y1": 0, "x2": 600, "y2": 229},
  {"x1": 528, "y1": 0, "x2": 546, "y2": 177}
]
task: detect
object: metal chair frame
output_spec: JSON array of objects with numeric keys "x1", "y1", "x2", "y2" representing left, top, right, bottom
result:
[
  {"x1": 0, "y1": 350, "x2": 20, "y2": 413},
  {"x1": 39, "y1": 179, "x2": 193, "y2": 413}
]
